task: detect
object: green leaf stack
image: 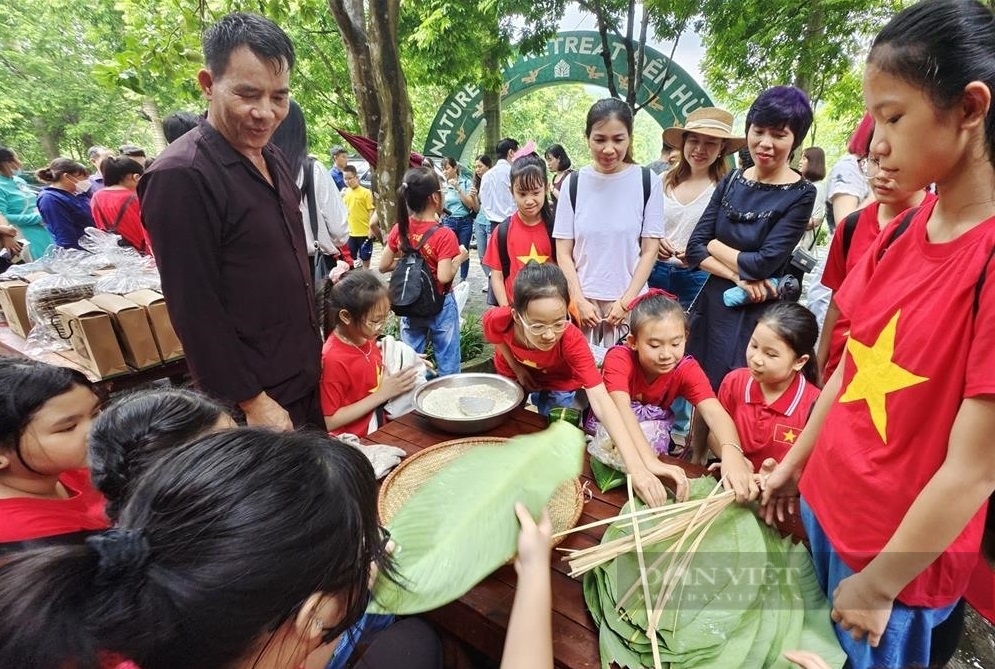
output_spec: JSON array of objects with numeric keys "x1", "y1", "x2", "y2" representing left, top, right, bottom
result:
[
  {"x1": 583, "y1": 478, "x2": 846, "y2": 669},
  {"x1": 370, "y1": 421, "x2": 585, "y2": 615}
]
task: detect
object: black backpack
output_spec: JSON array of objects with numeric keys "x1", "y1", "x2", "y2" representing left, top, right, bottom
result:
[{"x1": 388, "y1": 226, "x2": 444, "y2": 318}]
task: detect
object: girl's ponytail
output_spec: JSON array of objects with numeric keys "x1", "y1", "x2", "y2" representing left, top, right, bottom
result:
[
  {"x1": 0, "y1": 544, "x2": 109, "y2": 669},
  {"x1": 396, "y1": 181, "x2": 411, "y2": 241}
]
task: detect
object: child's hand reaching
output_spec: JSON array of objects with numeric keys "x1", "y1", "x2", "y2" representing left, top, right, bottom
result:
[
  {"x1": 377, "y1": 365, "x2": 420, "y2": 400},
  {"x1": 513, "y1": 502, "x2": 552, "y2": 574},
  {"x1": 645, "y1": 460, "x2": 689, "y2": 502},
  {"x1": 714, "y1": 445, "x2": 758, "y2": 503},
  {"x1": 630, "y1": 467, "x2": 671, "y2": 508}
]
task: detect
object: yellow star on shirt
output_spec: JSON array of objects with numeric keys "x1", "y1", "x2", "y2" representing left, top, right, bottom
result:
[
  {"x1": 519, "y1": 358, "x2": 540, "y2": 369},
  {"x1": 839, "y1": 310, "x2": 928, "y2": 443},
  {"x1": 516, "y1": 243, "x2": 549, "y2": 265},
  {"x1": 782, "y1": 429, "x2": 797, "y2": 443},
  {"x1": 368, "y1": 365, "x2": 382, "y2": 394}
]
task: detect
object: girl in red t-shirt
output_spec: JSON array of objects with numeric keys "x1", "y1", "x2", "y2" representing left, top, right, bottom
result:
[
  {"x1": 763, "y1": 5, "x2": 995, "y2": 666},
  {"x1": 379, "y1": 167, "x2": 470, "y2": 376},
  {"x1": 815, "y1": 117, "x2": 933, "y2": 380},
  {"x1": 484, "y1": 155, "x2": 556, "y2": 306},
  {"x1": 484, "y1": 262, "x2": 677, "y2": 507},
  {"x1": 0, "y1": 358, "x2": 106, "y2": 549},
  {"x1": 598, "y1": 290, "x2": 751, "y2": 502},
  {"x1": 714, "y1": 302, "x2": 821, "y2": 474},
  {"x1": 319, "y1": 269, "x2": 419, "y2": 437}
]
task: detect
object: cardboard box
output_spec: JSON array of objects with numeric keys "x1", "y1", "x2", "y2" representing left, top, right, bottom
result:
[
  {"x1": 0, "y1": 280, "x2": 32, "y2": 337},
  {"x1": 55, "y1": 300, "x2": 129, "y2": 378},
  {"x1": 124, "y1": 290, "x2": 184, "y2": 362},
  {"x1": 89, "y1": 293, "x2": 162, "y2": 370}
]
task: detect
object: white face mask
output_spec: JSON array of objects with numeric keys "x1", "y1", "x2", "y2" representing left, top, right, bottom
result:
[{"x1": 74, "y1": 178, "x2": 91, "y2": 194}]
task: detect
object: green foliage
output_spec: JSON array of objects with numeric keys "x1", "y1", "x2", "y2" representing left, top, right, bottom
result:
[
  {"x1": 697, "y1": 0, "x2": 901, "y2": 113},
  {"x1": 370, "y1": 421, "x2": 585, "y2": 614},
  {"x1": 0, "y1": 0, "x2": 143, "y2": 164}
]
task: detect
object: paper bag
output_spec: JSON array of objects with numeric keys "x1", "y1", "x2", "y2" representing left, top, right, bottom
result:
[
  {"x1": 89, "y1": 293, "x2": 162, "y2": 370},
  {"x1": 55, "y1": 300, "x2": 129, "y2": 378},
  {"x1": 0, "y1": 280, "x2": 32, "y2": 337},
  {"x1": 123, "y1": 290, "x2": 184, "y2": 361}
]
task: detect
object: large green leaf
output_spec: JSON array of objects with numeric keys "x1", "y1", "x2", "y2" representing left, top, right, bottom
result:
[{"x1": 370, "y1": 421, "x2": 585, "y2": 614}]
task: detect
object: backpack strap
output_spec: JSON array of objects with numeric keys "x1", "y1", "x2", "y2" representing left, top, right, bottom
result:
[
  {"x1": 974, "y1": 244, "x2": 995, "y2": 317},
  {"x1": 496, "y1": 217, "x2": 512, "y2": 277},
  {"x1": 412, "y1": 225, "x2": 440, "y2": 252},
  {"x1": 568, "y1": 171, "x2": 579, "y2": 211},
  {"x1": 302, "y1": 157, "x2": 319, "y2": 251},
  {"x1": 874, "y1": 207, "x2": 918, "y2": 262},
  {"x1": 840, "y1": 210, "x2": 862, "y2": 262}
]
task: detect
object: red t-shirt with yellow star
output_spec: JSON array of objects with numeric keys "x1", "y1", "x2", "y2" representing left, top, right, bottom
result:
[
  {"x1": 602, "y1": 346, "x2": 715, "y2": 408},
  {"x1": 483, "y1": 306, "x2": 602, "y2": 391},
  {"x1": 482, "y1": 213, "x2": 554, "y2": 302},
  {"x1": 800, "y1": 198, "x2": 995, "y2": 607},
  {"x1": 320, "y1": 335, "x2": 384, "y2": 437},
  {"x1": 386, "y1": 218, "x2": 461, "y2": 294},
  {"x1": 821, "y1": 196, "x2": 938, "y2": 379},
  {"x1": 717, "y1": 368, "x2": 819, "y2": 472}
]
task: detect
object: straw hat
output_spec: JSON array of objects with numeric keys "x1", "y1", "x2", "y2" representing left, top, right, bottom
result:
[{"x1": 663, "y1": 107, "x2": 746, "y2": 154}]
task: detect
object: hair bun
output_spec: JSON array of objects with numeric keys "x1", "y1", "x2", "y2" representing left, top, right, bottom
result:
[{"x1": 87, "y1": 528, "x2": 150, "y2": 583}]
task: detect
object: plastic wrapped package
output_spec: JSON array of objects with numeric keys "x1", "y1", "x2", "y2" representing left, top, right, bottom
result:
[
  {"x1": 586, "y1": 402, "x2": 675, "y2": 473},
  {"x1": 78, "y1": 227, "x2": 148, "y2": 271},
  {"x1": 24, "y1": 273, "x2": 98, "y2": 353},
  {"x1": 93, "y1": 263, "x2": 161, "y2": 295}
]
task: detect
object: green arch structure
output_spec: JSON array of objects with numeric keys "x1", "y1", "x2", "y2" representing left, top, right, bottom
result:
[{"x1": 424, "y1": 31, "x2": 714, "y2": 161}]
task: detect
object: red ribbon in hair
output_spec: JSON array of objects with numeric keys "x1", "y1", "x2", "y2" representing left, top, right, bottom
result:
[{"x1": 627, "y1": 288, "x2": 678, "y2": 312}]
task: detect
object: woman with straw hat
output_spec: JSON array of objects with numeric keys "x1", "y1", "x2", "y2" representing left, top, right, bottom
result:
[{"x1": 649, "y1": 106, "x2": 747, "y2": 309}]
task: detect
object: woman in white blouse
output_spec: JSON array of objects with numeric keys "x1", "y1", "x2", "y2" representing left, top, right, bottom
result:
[{"x1": 649, "y1": 107, "x2": 746, "y2": 309}]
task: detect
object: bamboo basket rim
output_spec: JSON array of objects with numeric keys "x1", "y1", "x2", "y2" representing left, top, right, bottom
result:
[{"x1": 378, "y1": 436, "x2": 584, "y2": 548}]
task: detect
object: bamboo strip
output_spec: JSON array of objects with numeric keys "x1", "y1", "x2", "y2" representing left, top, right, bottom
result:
[{"x1": 627, "y1": 475, "x2": 662, "y2": 669}]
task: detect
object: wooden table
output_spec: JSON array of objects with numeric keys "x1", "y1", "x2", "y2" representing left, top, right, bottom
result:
[
  {"x1": 0, "y1": 324, "x2": 188, "y2": 394},
  {"x1": 365, "y1": 408, "x2": 806, "y2": 669}
]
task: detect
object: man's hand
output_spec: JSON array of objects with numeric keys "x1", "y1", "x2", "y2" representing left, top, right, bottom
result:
[{"x1": 239, "y1": 391, "x2": 293, "y2": 431}]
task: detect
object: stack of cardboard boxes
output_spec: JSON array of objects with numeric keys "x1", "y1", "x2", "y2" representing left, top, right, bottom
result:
[{"x1": 0, "y1": 274, "x2": 183, "y2": 379}]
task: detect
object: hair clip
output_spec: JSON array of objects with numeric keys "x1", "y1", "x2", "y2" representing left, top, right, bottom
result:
[{"x1": 627, "y1": 288, "x2": 678, "y2": 312}]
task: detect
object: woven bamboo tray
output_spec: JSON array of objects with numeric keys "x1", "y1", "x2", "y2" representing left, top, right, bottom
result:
[{"x1": 378, "y1": 436, "x2": 584, "y2": 547}]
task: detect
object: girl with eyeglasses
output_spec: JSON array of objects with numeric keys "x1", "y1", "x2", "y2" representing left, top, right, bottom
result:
[
  {"x1": 318, "y1": 269, "x2": 419, "y2": 437},
  {"x1": 483, "y1": 262, "x2": 675, "y2": 507}
]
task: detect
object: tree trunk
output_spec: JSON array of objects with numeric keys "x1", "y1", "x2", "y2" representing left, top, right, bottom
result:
[
  {"x1": 327, "y1": 0, "x2": 382, "y2": 139},
  {"x1": 32, "y1": 117, "x2": 60, "y2": 160},
  {"x1": 142, "y1": 97, "x2": 167, "y2": 155},
  {"x1": 482, "y1": 51, "x2": 502, "y2": 160},
  {"x1": 366, "y1": 0, "x2": 411, "y2": 236}
]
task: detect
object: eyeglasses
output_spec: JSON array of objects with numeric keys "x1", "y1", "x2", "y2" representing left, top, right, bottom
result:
[
  {"x1": 859, "y1": 156, "x2": 881, "y2": 179},
  {"x1": 364, "y1": 317, "x2": 387, "y2": 331},
  {"x1": 517, "y1": 312, "x2": 569, "y2": 336}
]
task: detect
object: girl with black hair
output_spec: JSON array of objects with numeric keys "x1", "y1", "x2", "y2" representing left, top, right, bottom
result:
[
  {"x1": 87, "y1": 388, "x2": 233, "y2": 522},
  {"x1": 712, "y1": 302, "x2": 820, "y2": 475},
  {"x1": 440, "y1": 157, "x2": 475, "y2": 282},
  {"x1": 35, "y1": 157, "x2": 96, "y2": 250},
  {"x1": 543, "y1": 143, "x2": 572, "y2": 204},
  {"x1": 763, "y1": 1, "x2": 995, "y2": 664},
  {"x1": 483, "y1": 155, "x2": 556, "y2": 306},
  {"x1": 0, "y1": 358, "x2": 105, "y2": 550},
  {"x1": 471, "y1": 154, "x2": 493, "y2": 285},
  {"x1": 484, "y1": 262, "x2": 677, "y2": 507},
  {"x1": 0, "y1": 428, "x2": 558, "y2": 669},
  {"x1": 318, "y1": 269, "x2": 419, "y2": 436},
  {"x1": 88, "y1": 156, "x2": 149, "y2": 254},
  {"x1": 378, "y1": 167, "x2": 469, "y2": 376}
]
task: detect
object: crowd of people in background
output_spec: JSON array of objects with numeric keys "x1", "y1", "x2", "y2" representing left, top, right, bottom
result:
[{"x1": 1, "y1": 1, "x2": 995, "y2": 668}]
